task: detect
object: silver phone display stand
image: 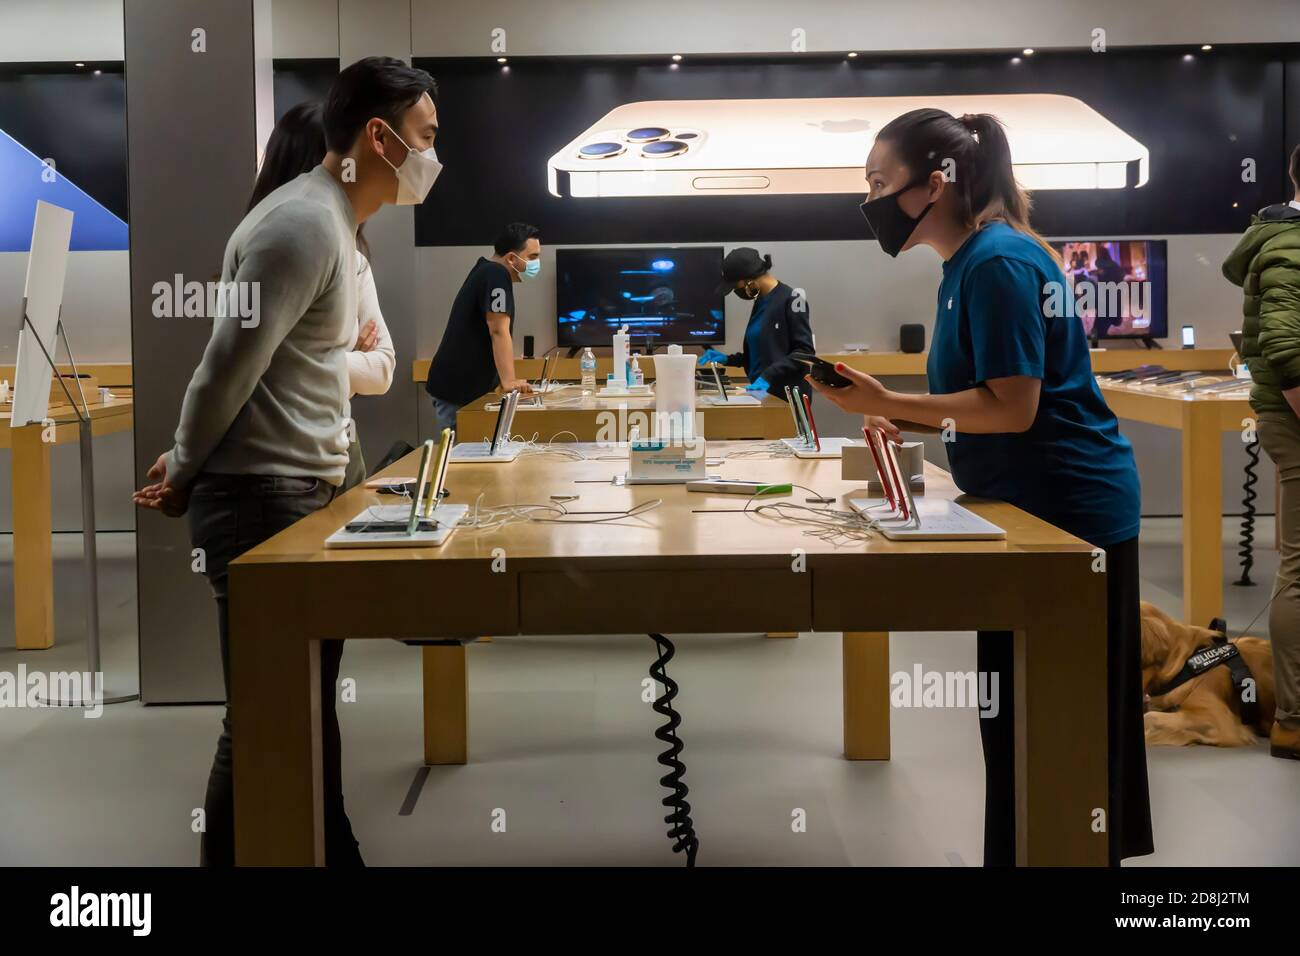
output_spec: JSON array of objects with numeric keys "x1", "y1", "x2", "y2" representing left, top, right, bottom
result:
[{"x1": 20, "y1": 303, "x2": 137, "y2": 707}]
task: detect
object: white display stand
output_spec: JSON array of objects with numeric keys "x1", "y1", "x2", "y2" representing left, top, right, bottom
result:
[
  {"x1": 849, "y1": 496, "x2": 1007, "y2": 541},
  {"x1": 13, "y1": 201, "x2": 135, "y2": 706},
  {"x1": 325, "y1": 504, "x2": 469, "y2": 549},
  {"x1": 781, "y1": 436, "x2": 861, "y2": 459},
  {"x1": 449, "y1": 441, "x2": 524, "y2": 463}
]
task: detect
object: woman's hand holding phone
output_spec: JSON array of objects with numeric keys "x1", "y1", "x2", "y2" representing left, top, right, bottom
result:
[{"x1": 806, "y1": 362, "x2": 892, "y2": 416}]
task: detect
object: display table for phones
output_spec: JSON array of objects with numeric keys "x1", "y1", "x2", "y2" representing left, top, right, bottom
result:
[
  {"x1": 1099, "y1": 380, "x2": 1254, "y2": 627},
  {"x1": 412, "y1": 347, "x2": 1237, "y2": 390},
  {"x1": 1, "y1": 393, "x2": 134, "y2": 650},
  {"x1": 227, "y1": 442, "x2": 1107, "y2": 866},
  {"x1": 453, "y1": 389, "x2": 791, "y2": 442}
]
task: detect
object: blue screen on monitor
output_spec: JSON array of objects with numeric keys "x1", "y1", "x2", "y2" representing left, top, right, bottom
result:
[{"x1": 556, "y1": 246, "x2": 725, "y2": 348}]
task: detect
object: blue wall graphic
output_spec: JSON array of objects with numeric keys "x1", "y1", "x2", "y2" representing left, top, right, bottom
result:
[{"x1": 0, "y1": 127, "x2": 128, "y2": 252}]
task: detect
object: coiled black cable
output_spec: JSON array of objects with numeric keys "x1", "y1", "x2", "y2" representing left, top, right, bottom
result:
[
  {"x1": 1235, "y1": 438, "x2": 1260, "y2": 587},
  {"x1": 648, "y1": 633, "x2": 699, "y2": 867}
]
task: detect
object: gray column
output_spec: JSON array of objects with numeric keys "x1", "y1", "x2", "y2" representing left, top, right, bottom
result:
[
  {"x1": 126, "y1": 0, "x2": 274, "y2": 702},
  {"x1": 340, "y1": 0, "x2": 419, "y2": 467}
]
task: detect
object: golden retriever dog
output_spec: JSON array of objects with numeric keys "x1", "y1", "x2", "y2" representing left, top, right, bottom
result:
[{"x1": 1140, "y1": 601, "x2": 1274, "y2": 747}]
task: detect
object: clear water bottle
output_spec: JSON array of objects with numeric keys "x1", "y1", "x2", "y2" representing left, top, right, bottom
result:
[{"x1": 580, "y1": 347, "x2": 597, "y2": 394}]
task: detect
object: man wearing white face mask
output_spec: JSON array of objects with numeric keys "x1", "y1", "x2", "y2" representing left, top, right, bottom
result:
[
  {"x1": 426, "y1": 222, "x2": 541, "y2": 437},
  {"x1": 133, "y1": 56, "x2": 441, "y2": 868}
]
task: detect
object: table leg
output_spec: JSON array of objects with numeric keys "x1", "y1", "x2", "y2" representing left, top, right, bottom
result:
[
  {"x1": 12, "y1": 426, "x2": 54, "y2": 649},
  {"x1": 842, "y1": 631, "x2": 890, "y2": 760},
  {"x1": 1016, "y1": 562, "x2": 1108, "y2": 866},
  {"x1": 1182, "y1": 403, "x2": 1223, "y2": 626},
  {"x1": 230, "y1": 583, "x2": 322, "y2": 866},
  {"x1": 422, "y1": 643, "x2": 468, "y2": 765}
]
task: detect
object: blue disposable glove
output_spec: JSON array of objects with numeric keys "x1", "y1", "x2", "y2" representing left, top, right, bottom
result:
[
  {"x1": 745, "y1": 375, "x2": 770, "y2": 394},
  {"x1": 698, "y1": 348, "x2": 728, "y2": 367}
]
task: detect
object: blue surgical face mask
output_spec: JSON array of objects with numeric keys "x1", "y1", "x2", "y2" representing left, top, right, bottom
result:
[{"x1": 513, "y1": 255, "x2": 541, "y2": 280}]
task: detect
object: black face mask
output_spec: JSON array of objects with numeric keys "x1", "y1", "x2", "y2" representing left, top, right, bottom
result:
[
  {"x1": 859, "y1": 179, "x2": 935, "y2": 257},
  {"x1": 734, "y1": 282, "x2": 759, "y2": 301}
]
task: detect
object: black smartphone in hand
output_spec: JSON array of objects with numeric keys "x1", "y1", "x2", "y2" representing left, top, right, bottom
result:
[{"x1": 791, "y1": 352, "x2": 853, "y2": 388}]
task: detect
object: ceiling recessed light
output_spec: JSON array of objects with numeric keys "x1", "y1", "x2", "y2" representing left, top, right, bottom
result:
[
  {"x1": 1201, "y1": 44, "x2": 1213, "y2": 51},
  {"x1": 1022, "y1": 48, "x2": 1034, "y2": 56},
  {"x1": 669, "y1": 63, "x2": 679, "y2": 70},
  {"x1": 496, "y1": 57, "x2": 507, "y2": 63},
  {"x1": 1183, "y1": 53, "x2": 1195, "y2": 61},
  {"x1": 671, "y1": 54, "x2": 682, "y2": 62},
  {"x1": 74, "y1": 62, "x2": 84, "y2": 68},
  {"x1": 93, "y1": 69, "x2": 102, "y2": 75},
  {"x1": 847, "y1": 52, "x2": 858, "y2": 58},
  {"x1": 1010, "y1": 56, "x2": 1022, "y2": 65}
]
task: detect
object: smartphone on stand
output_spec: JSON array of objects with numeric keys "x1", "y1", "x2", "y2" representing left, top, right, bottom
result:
[
  {"x1": 863, "y1": 426, "x2": 896, "y2": 510},
  {"x1": 799, "y1": 393, "x2": 821, "y2": 452}
]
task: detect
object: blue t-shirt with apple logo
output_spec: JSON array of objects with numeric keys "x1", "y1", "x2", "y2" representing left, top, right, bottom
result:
[{"x1": 926, "y1": 222, "x2": 1140, "y2": 548}]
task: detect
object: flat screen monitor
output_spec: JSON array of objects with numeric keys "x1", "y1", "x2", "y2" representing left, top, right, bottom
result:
[
  {"x1": 1049, "y1": 238, "x2": 1168, "y2": 340},
  {"x1": 556, "y1": 246, "x2": 725, "y2": 348}
]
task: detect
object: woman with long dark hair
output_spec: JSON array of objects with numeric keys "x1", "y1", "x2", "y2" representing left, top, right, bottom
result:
[
  {"x1": 249, "y1": 101, "x2": 395, "y2": 488},
  {"x1": 812, "y1": 108, "x2": 1152, "y2": 866}
]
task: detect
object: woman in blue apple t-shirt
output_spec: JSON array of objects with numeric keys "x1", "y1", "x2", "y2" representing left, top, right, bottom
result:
[{"x1": 811, "y1": 107, "x2": 1150, "y2": 867}]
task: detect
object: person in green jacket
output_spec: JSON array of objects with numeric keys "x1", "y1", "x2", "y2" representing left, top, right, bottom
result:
[{"x1": 1222, "y1": 143, "x2": 1300, "y2": 760}]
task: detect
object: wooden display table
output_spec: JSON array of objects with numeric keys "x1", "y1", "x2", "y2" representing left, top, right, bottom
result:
[
  {"x1": 1099, "y1": 380, "x2": 1252, "y2": 626},
  {"x1": 227, "y1": 443, "x2": 1107, "y2": 866},
  {"x1": 455, "y1": 389, "x2": 791, "y2": 442},
  {"x1": 411, "y1": 347, "x2": 1235, "y2": 386},
  {"x1": 2, "y1": 394, "x2": 134, "y2": 650}
]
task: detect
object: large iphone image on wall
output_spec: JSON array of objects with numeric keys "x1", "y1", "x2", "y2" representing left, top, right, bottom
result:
[{"x1": 547, "y1": 93, "x2": 1148, "y2": 198}]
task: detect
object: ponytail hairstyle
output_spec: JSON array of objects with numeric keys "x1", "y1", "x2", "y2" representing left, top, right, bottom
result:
[
  {"x1": 874, "y1": 108, "x2": 1060, "y2": 264},
  {"x1": 247, "y1": 100, "x2": 371, "y2": 260}
]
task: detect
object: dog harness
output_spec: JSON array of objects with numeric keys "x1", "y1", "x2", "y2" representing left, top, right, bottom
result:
[{"x1": 1149, "y1": 618, "x2": 1259, "y2": 727}]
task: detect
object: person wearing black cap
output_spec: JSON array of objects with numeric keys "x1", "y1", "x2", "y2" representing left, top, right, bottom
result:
[{"x1": 697, "y1": 247, "x2": 815, "y2": 397}]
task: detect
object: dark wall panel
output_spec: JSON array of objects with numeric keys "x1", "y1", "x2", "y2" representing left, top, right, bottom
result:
[
  {"x1": 126, "y1": 0, "x2": 265, "y2": 703},
  {"x1": 415, "y1": 47, "x2": 1296, "y2": 246},
  {"x1": 0, "y1": 65, "x2": 128, "y2": 221}
]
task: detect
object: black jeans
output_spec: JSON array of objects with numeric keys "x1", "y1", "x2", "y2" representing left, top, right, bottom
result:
[
  {"x1": 188, "y1": 473, "x2": 363, "y2": 867},
  {"x1": 977, "y1": 535, "x2": 1153, "y2": 866}
]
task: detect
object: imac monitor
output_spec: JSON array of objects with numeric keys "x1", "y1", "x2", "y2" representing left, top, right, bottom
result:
[
  {"x1": 557, "y1": 246, "x2": 725, "y2": 348},
  {"x1": 1049, "y1": 239, "x2": 1168, "y2": 340}
]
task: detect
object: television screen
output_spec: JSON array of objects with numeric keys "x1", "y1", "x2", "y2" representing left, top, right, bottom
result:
[
  {"x1": 556, "y1": 246, "x2": 725, "y2": 348},
  {"x1": 1048, "y1": 239, "x2": 1168, "y2": 340}
]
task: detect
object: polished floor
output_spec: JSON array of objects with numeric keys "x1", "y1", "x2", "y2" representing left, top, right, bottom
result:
[{"x1": 0, "y1": 518, "x2": 1296, "y2": 867}]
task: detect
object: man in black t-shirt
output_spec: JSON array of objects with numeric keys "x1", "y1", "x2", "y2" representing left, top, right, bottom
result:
[{"x1": 426, "y1": 222, "x2": 541, "y2": 435}]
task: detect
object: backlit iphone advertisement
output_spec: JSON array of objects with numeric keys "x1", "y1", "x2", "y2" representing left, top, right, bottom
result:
[{"x1": 547, "y1": 94, "x2": 1149, "y2": 198}]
